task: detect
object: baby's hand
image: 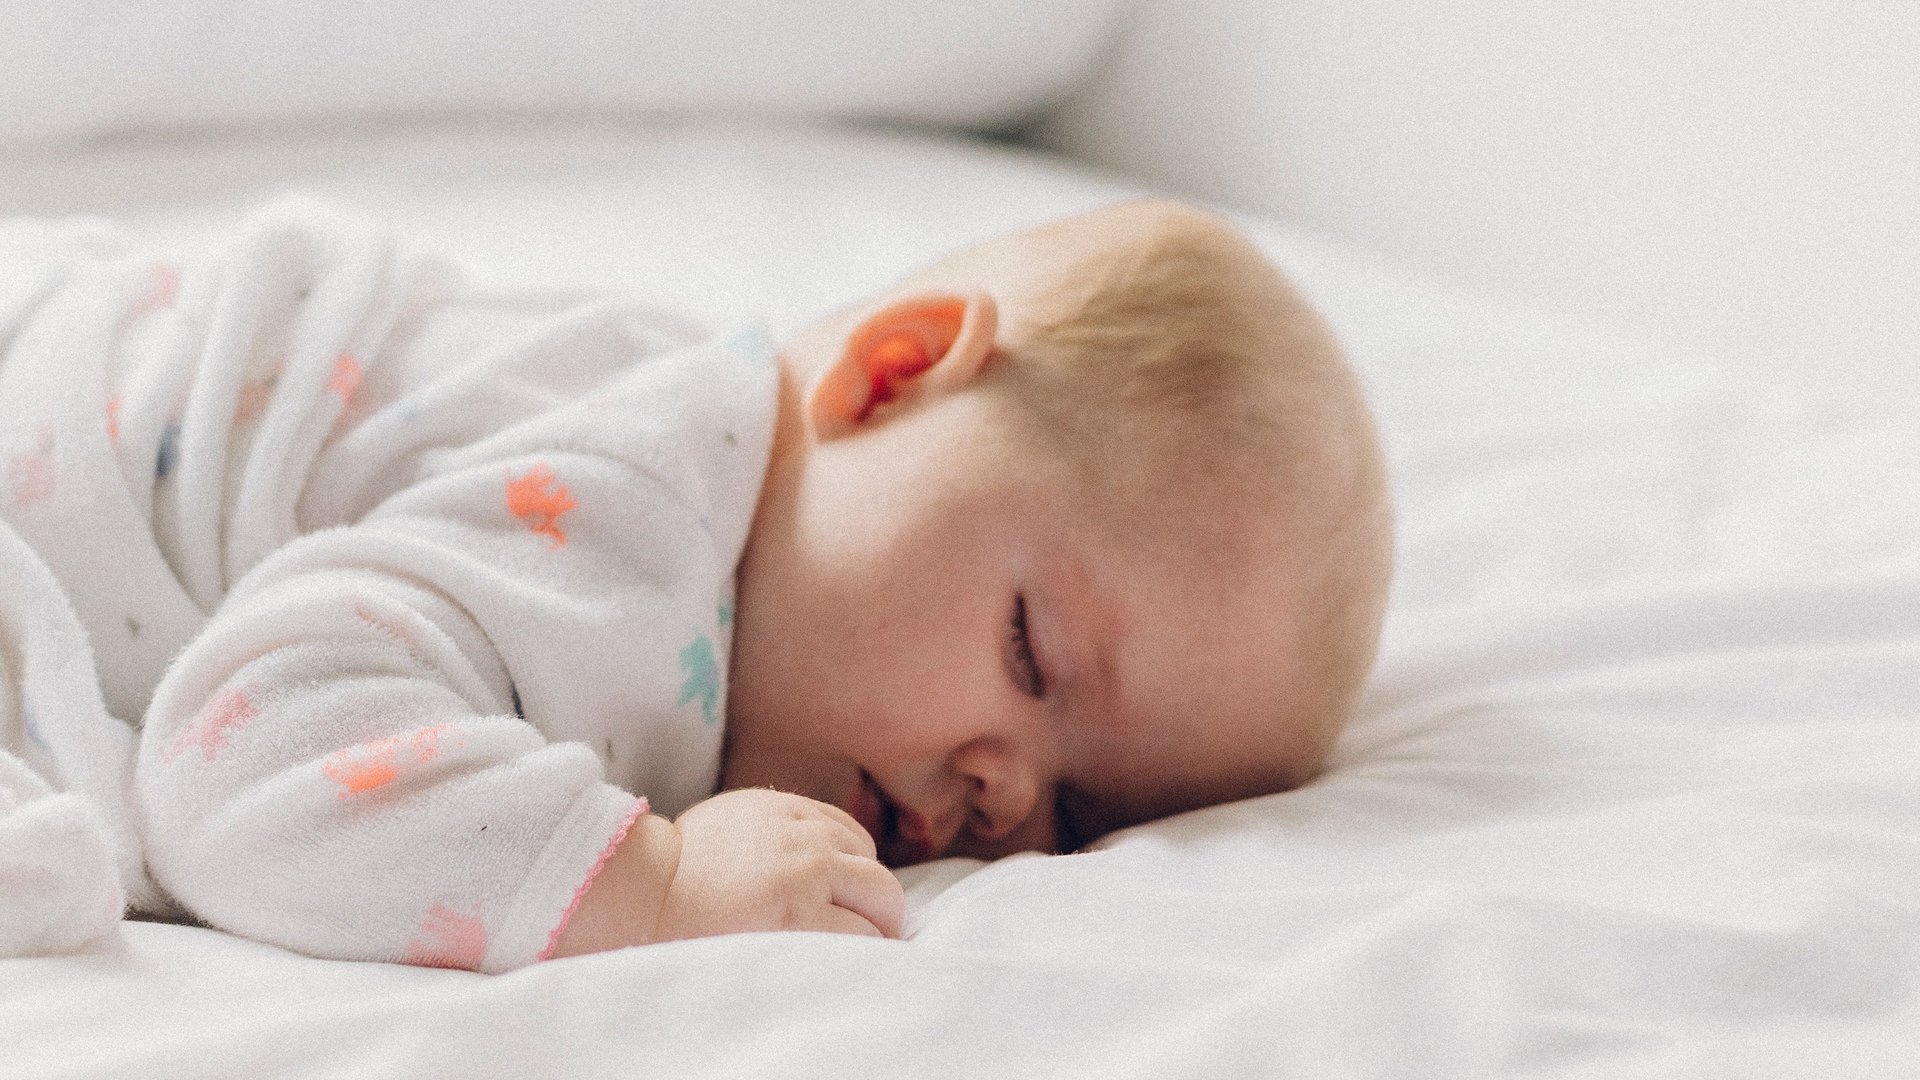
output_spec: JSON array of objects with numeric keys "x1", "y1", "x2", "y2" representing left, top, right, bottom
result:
[{"x1": 656, "y1": 788, "x2": 905, "y2": 942}]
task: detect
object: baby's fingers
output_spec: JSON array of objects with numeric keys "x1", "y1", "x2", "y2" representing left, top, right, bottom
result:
[
  {"x1": 806, "y1": 904, "x2": 887, "y2": 939},
  {"x1": 828, "y1": 852, "x2": 906, "y2": 939},
  {"x1": 802, "y1": 799, "x2": 878, "y2": 861}
]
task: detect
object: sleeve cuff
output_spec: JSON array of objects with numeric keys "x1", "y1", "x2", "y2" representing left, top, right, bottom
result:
[{"x1": 484, "y1": 782, "x2": 647, "y2": 973}]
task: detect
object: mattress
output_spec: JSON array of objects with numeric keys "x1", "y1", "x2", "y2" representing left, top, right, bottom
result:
[{"x1": 2, "y1": 119, "x2": 1915, "y2": 1077}]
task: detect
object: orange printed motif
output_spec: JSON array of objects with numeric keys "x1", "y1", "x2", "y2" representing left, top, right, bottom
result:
[
  {"x1": 165, "y1": 687, "x2": 258, "y2": 762},
  {"x1": 323, "y1": 724, "x2": 450, "y2": 797},
  {"x1": 504, "y1": 461, "x2": 576, "y2": 548},
  {"x1": 405, "y1": 903, "x2": 489, "y2": 970},
  {"x1": 327, "y1": 353, "x2": 362, "y2": 402}
]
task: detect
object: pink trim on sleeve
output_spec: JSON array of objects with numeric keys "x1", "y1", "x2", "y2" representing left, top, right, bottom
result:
[{"x1": 539, "y1": 796, "x2": 649, "y2": 962}]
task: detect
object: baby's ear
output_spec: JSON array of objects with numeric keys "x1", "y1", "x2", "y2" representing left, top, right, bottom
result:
[{"x1": 807, "y1": 291, "x2": 997, "y2": 440}]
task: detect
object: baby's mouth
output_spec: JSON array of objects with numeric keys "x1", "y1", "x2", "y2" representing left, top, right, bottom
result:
[{"x1": 859, "y1": 771, "x2": 934, "y2": 868}]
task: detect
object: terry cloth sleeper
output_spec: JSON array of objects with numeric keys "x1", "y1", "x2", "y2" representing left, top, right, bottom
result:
[{"x1": 0, "y1": 201, "x2": 776, "y2": 970}]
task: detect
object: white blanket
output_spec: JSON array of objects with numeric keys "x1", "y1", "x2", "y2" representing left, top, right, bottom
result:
[{"x1": 0, "y1": 122, "x2": 1915, "y2": 1077}]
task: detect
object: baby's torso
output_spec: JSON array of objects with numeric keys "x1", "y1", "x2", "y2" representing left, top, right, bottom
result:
[{"x1": 0, "y1": 206, "x2": 776, "y2": 813}]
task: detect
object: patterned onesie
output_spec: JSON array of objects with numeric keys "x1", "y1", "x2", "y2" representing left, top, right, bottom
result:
[{"x1": 0, "y1": 200, "x2": 777, "y2": 971}]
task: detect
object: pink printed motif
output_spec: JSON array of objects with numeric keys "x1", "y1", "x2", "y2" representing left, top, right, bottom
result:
[
  {"x1": 164, "y1": 687, "x2": 259, "y2": 762},
  {"x1": 232, "y1": 359, "x2": 285, "y2": 427},
  {"x1": 324, "y1": 353, "x2": 371, "y2": 445},
  {"x1": 504, "y1": 461, "x2": 576, "y2": 548},
  {"x1": 4, "y1": 425, "x2": 57, "y2": 509},
  {"x1": 323, "y1": 724, "x2": 451, "y2": 797},
  {"x1": 129, "y1": 262, "x2": 180, "y2": 319},
  {"x1": 105, "y1": 397, "x2": 122, "y2": 445},
  {"x1": 405, "y1": 903, "x2": 489, "y2": 970},
  {"x1": 327, "y1": 353, "x2": 362, "y2": 403}
]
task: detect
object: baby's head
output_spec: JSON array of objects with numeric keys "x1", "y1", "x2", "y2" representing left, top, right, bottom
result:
[{"x1": 722, "y1": 199, "x2": 1392, "y2": 865}]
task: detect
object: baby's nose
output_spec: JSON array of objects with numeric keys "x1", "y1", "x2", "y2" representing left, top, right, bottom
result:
[
  {"x1": 947, "y1": 798, "x2": 1058, "y2": 861},
  {"x1": 950, "y1": 740, "x2": 1042, "y2": 831}
]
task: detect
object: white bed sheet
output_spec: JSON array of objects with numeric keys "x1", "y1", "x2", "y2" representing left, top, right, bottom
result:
[{"x1": 1, "y1": 120, "x2": 1916, "y2": 1078}]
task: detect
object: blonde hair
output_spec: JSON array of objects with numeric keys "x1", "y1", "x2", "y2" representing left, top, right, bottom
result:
[
  {"x1": 992, "y1": 203, "x2": 1342, "y2": 477},
  {"x1": 987, "y1": 201, "x2": 1395, "y2": 765}
]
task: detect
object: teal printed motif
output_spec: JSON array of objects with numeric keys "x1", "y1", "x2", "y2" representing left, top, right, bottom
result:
[
  {"x1": 678, "y1": 634, "x2": 721, "y2": 725},
  {"x1": 717, "y1": 601, "x2": 733, "y2": 627},
  {"x1": 21, "y1": 700, "x2": 46, "y2": 750},
  {"x1": 727, "y1": 324, "x2": 770, "y2": 361}
]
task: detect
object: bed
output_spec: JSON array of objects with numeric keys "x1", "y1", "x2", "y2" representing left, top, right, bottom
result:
[{"x1": 3, "y1": 5, "x2": 1917, "y2": 1076}]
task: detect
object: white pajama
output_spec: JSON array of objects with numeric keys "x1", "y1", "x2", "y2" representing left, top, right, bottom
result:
[{"x1": 0, "y1": 201, "x2": 777, "y2": 970}]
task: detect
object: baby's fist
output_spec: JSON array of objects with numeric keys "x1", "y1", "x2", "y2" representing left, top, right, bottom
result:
[{"x1": 656, "y1": 788, "x2": 905, "y2": 942}]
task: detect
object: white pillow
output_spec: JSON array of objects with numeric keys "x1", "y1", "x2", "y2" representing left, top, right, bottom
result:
[{"x1": 2, "y1": 2, "x2": 1124, "y2": 145}]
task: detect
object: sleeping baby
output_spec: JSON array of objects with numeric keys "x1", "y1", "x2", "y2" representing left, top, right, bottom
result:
[{"x1": 0, "y1": 197, "x2": 1392, "y2": 969}]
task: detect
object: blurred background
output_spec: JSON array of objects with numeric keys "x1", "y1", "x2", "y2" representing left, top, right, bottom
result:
[
  {"x1": 4, "y1": 0, "x2": 1916, "y2": 377},
  {"x1": 1035, "y1": 0, "x2": 1920, "y2": 386}
]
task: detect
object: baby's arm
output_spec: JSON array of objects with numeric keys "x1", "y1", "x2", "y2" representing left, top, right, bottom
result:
[
  {"x1": 138, "y1": 552, "x2": 649, "y2": 972},
  {"x1": 121, "y1": 202, "x2": 909, "y2": 962},
  {"x1": 139, "y1": 439, "x2": 901, "y2": 968}
]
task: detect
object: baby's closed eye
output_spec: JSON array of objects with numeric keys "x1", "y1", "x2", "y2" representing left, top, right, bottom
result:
[{"x1": 1007, "y1": 593, "x2": 1046, "y2": 698}]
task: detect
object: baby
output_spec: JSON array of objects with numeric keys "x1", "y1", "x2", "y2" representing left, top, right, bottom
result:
[{"x1": 0, "y1": 198, "x2": 1392, "y2": 970}]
